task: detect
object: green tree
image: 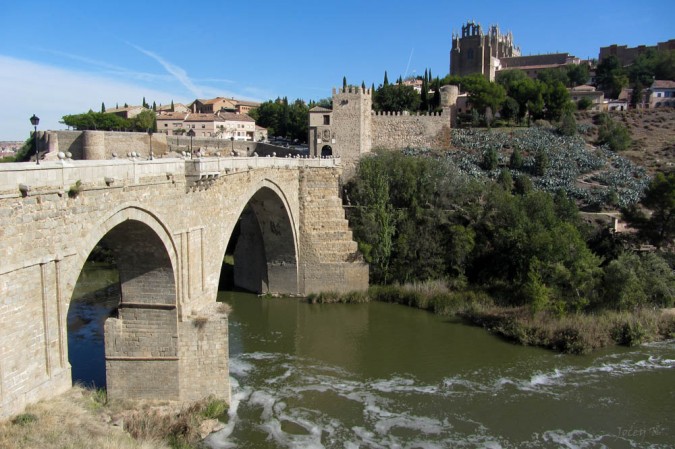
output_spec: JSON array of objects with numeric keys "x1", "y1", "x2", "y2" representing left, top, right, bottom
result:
[
  {"x1": 510, "y1": 147, "x2": 524, "y2": 170},
  {"x1": 374, "y1": 84, "x2": 421, "y2": 112},
  {"x1": 596, "y1": 113, "x2": 631, "y2": 151},
  {"x1": 557, "y1": 110, "x2": 577, "y2": 136},
  {"x1": 101, "y1": 102, "x2": 106, "y2": 113},
  {"x1": 500, "y1": 97, "x2": 520, "y2": 123},
  {"x1": 603, "y1": 252, "x2": 674, "y2": 309},
  {"x1": 596, "y1": 56, "x2": 628, "y2": 99},
  {"x1": 623, "y1": 172, "x2": 675, "y2": 249},
  {"x1": 497, "y1": 169, "x2": 513, "y2": 192},
  {"x1": 482, "y1": 148, "x2": 498, "y2": 170},
  {"x1": 462, "y1": 74, "x2": 506, "y2": 115},
  {"x1": 534, "y1": 150, "x2": 550, "y2": 176},
  {"x1": 543, "y1": 81, "x2": 572, "y2": 121}
]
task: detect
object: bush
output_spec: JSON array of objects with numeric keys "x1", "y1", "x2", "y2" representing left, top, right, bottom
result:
[{"x1": 596, "y1": 113, "x2": 631, "y2": 151}]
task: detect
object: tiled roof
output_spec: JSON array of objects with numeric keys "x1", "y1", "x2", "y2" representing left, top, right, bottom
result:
[
  {"x1": 651, "y1": 80, "x2": 675, "y2": 89},
  {"x1": 309, "y1": 106, "x2": 332, "y2": 112},
  {"x1": 157, "y1": 112, "x2": 189, "y2": 120}
]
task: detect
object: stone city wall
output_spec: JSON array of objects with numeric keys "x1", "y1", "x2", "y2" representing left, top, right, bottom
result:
[
  {"x1": 45, "y1": 130, "x2": 262, "y2": 160},
  {"x1": 371, "y1": 111, "x2": 449, "y2": 150}
]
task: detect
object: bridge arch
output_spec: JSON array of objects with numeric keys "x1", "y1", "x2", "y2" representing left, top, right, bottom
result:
[
  {"x1": 224, "y1": 179, "x2": 299, "y2": 294},
  {"x1": 65, "y1": 205, "x2": 180, "y2": 397}
]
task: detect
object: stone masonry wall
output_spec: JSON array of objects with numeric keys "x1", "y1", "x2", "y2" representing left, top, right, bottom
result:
[
  {"x1": 298, "y1": 166, "x2": 369, "y2": 293},
  {"x1": 371, "y1": 112, "x2": 450, "y2": 150},
  {"x1": 48, "y1": 130, "x2": 261, "y2": 160}
]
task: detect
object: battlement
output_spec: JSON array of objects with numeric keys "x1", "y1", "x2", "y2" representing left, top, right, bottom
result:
[
  {"x1": 372, "y1": 110, "x2": 444, "y2": 117},
  {"x1": 332, "y1": 86, "x2": 372, "y2": 96}
]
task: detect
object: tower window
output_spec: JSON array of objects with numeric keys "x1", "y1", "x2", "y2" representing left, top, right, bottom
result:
[
  {"x1": 323, "y1": 115, "x2": 330, "y2": 125},
  {"x1": 467, "y1": 48, "x2": 474, "y2": 60}
]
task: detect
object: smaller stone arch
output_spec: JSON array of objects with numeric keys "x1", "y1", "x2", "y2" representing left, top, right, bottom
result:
[
  {"x1": 321, "y1": 145, "x2": 333, "y2": 157},
  {"x1": 223, "y1": 179, "x2": 299, "y2": 294}
]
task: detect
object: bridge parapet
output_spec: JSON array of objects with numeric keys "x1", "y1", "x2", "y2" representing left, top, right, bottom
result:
[
  {"x1": 0, "y1": 157, "x2": 342, "y2": 197},
  {"x1": 0, "y1": 159, "x2": 185, "y2": 197}
]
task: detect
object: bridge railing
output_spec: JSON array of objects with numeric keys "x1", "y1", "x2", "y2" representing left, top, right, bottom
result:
[
  {"x1": 0, "y1": 156, "x2": 341, "y2": 196},
  {"x1": 186, "y1": 156, "x2": 341, "y2": 175}
]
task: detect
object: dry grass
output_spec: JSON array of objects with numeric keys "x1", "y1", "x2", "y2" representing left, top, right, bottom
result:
[
  {"x1": 462, "y1": 304, "x2": 675, "y2": 354},
  {"x1": 0, "y1": 386, "x2": 167, "y2": 449},
  {"x1": 0, "y1": 387, "x2": 229, "y2": 449},
  {"x1": 575, "y1": 109, "x2": 675, "y2": 174}
]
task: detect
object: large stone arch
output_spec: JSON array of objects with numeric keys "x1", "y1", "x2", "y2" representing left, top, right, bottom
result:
[
  {"x1": 66, "y1": 204, "x2": 180, "y2": 313},
  {"x1": 224, "y1": 179, "x2": 299, "y2": 294},
  {"x1": 65, "y1": 204, "x2": 181, "y2": 399}
]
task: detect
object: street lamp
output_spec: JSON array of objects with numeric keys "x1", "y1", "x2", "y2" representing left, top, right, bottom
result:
[
  {"x1": 230, "y1": 136, "x2": 234, "y2": 154},
  {"x1": 187, "y1": 128, "x2": 195, "y2": 155},
  {"x1": 147, "y1": 128, "x2": 154, "y2": 160},
  {"x1": 30, "y1": 114, "x2": 40, "y2": 165}
]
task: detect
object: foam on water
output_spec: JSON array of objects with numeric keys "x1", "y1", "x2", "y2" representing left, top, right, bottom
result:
[{"x1": 205, "y1": 344, "x2": 674, "y2": 448}]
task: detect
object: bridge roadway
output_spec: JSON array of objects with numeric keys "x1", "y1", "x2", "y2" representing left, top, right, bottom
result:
[{"x1": 0, "y1": 156, "x2": 368, "y2": 418}]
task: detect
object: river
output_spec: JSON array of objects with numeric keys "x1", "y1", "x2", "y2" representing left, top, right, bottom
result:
[{"x1": 68, "y1": 266, "x2": 674, "y2": 448}]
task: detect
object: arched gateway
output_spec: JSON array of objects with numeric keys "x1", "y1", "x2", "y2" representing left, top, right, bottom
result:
[{"x1": 0, "y1": 157, "x2": 368, "y2": 419}]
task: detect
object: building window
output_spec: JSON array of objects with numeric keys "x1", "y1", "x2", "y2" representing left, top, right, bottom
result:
[
  {"x1": 202, "y1": 124, "x2": 206, "y2": 128},
  {"x1": 323, "y1": 115, "x2": 330, "y2": 125}
]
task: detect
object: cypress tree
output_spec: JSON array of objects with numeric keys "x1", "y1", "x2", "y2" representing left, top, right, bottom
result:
[
  {"x1": 343, "y1": 76, "x2": 347, "y2": 89},
  {"x1": 101, "y1": 102, "x2": 105, "y2": 113},
  {"x1": 170, "y1": 100, "x2": 175, "y2": 112},
  {"x1": 124, "y1": 102, "x2": 128, "y2": 108},
  {"x1": 383, "y1": 71, "x2": 389, "y2": 86},
  {"x1": 361, "y1": 81, "x2": 366, "y2": 91},
  {"x1": 152, "y1": 101, "x2": 157, "y2": 112}
]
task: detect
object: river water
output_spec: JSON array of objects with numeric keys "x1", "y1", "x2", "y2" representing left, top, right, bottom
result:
[{"x1": 67, "y1": 267, "x2": 674, "y2": 448}]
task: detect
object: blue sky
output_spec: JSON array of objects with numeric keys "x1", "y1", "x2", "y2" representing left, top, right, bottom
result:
[{"x1": 1, "y1": 0, "x2": 673, "y2": 141}]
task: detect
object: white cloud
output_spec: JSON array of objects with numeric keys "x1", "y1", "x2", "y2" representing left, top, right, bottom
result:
[{"x1": 0, "y1": 55, "x2": 186, "y2": 141}]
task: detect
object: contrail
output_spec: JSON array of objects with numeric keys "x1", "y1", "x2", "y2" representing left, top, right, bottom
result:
[
  {"x1": 404, "y1": 48, "x2": 414, "y2": 79},
  {"x1": 129, "y1": 43, "x2": 203, "y2": 98}
]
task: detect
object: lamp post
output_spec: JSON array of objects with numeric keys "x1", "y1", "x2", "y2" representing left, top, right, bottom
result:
[
  {"x1": 30, "y1": 114, "x2": 40, "y2": 165},
  {"x1": 230, "y1": 136, "x2": 234, "y2": 155},
  {"x1": 187, "y1": 128, "x2": 195, "y2": 155},
  {"x1": 147, "y1": 128, "x2": 154, "y2": 160}
]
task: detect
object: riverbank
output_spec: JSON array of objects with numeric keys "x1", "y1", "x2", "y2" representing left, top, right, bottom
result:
[
  {"x1": 307, "y1": 283, "x2": 675, "y2": 354},
  {"x1": 0, "y1": 386, "x2": 227, "y2": 449}
]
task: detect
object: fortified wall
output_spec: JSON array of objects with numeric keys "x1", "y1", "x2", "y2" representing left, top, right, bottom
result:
[
  {"x1": 371, "y1": 110, "x2": 449, "y2": 150},
  {"x1": 309, "y1": 84, "x2": 458, "y2": 177},
  {"x1": 39, "y1": 131, "x2": 258, "y2": 160}
]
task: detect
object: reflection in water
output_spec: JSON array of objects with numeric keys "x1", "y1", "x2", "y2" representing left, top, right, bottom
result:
[
  {"x1": 67, "y1": 264, "x2": 119, "y2": 388},
  {"x1": 207, "y1": 292, "x2": 675, "y2": 449}
]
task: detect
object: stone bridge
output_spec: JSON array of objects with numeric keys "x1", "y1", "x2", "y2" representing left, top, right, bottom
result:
[{"x1": 0, "y1": 156, "x2": 368, "y2": 418}]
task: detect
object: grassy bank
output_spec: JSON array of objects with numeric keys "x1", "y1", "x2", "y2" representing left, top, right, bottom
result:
[
  {"x1": 307, "y1": 282, "x2": 675, "y2": 354},
  {"x1": 0, "y1": 386, "x2": 228, "y2": 449}
]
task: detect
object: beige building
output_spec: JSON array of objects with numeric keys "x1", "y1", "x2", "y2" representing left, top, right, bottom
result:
[
  {"x1": 106, "y1": 106, "x2": 145, "y2": 119},
  {"x1": 156, "y1": 112, "x2": 189, "y2": 135},
  {"x1": 189, "y1": 97, "x2": 260, "y2": 114},
  {"x1": 649, "y1": 80, "x2": 675, "y2": 108},
  {"x1": 569, "y1": 85, "x2": 604, "y2": 111}
]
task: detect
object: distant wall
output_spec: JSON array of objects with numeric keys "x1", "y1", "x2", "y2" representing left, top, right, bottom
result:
[
  {"x1": 371, "y1": 111, "x2": 449, "y2": 150},
  {"x1": 46, "y1": 130, "x2": 262, "y2": 159}
]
